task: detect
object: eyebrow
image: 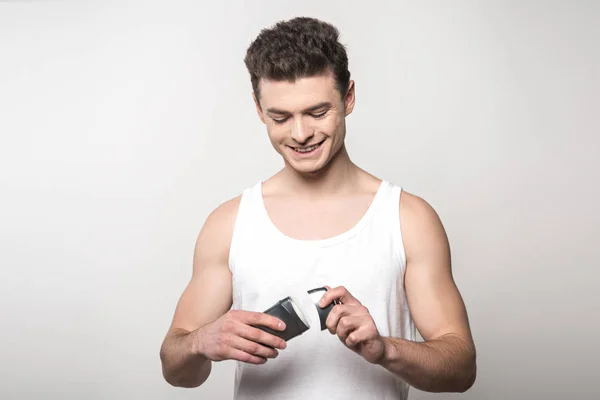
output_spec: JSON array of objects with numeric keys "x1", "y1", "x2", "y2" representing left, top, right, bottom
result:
[{"x1": 266, "y1": 102, "x2": 332, "y2": 115}]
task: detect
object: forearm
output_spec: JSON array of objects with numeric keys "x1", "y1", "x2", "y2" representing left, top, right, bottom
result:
[
  {"x1": 160, "y1": 328, "x2": 211, "y2": 388},
  {"x1": 378, "y1": 333, "x2": 476, "y2": 393}
]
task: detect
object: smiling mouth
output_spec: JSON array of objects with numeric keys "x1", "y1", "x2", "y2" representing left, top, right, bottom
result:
[{"x1": 291, "y1": 139, "x2": 325, "y2": 153}]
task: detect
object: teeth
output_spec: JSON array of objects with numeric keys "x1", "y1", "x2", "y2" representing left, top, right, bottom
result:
[{"x1": 295, "y1": 143, "x2": 320, "y2": 153}]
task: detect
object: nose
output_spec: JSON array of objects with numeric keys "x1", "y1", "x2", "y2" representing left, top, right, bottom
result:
[{"x1": 290, "y1": 117, "x2": 314, "y2": 144}]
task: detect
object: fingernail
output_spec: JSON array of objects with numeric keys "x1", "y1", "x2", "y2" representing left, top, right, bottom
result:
[{"x1": 279, "y1": 322, "x2": 285, "y2": 329}]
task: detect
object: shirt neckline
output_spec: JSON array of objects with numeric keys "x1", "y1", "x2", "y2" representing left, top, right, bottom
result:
[{"x1": 256, "y1": 179, "x2": 388, "y2": 248}]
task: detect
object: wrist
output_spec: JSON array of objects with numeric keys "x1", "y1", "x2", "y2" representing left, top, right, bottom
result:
[{"x1": 377, "y1": 336, "x2": 401, "y2": 367}]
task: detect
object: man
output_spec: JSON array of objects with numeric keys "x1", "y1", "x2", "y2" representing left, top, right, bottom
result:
[{"x1": 159, "y1": 17, "x2": 476, "y2": 399}]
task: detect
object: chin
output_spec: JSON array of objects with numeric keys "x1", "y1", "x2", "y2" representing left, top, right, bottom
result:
[
  {"x1": 284, "y1": 140, "x2": 329, "y2": 168},
  {"x1": 287, "y1": 158, "x2": 328, "y2": 175}
]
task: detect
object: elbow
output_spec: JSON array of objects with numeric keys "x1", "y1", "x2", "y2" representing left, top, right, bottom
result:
[
  {"x1": 161, "y1": 364, "x2": 209, "y2": 389},
  {"x1": 438, "y1": 346, "x2": 477, "y2": 393},
  {"x1": 456, "y1": 358, "x2": 477, "y2": 393},
  {"x1": 159, "y1": 348, "x2": 179, "y2": 387},
  {"x1": 159, "y1": 347, "x2": 210, "y2": 389},
  {"x1": 164, "y1": 376, "x2": 204, "y2": 389},
  {"x1": 454, "y1": 338, "x2": 477, "y2": 393},
  {"x1": 458, "y1": 373, "x2": 476, "y2": 393},
  {"x1": 162, "y1": 371, "x2": 185, "y2": 388}
]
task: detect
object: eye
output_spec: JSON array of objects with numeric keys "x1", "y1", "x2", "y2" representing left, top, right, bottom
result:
[
  {"x1": 311, "y1": 111, "x2": 328, "y2": 119},
  {"x1": 272, "y1": 117, "x2": 289, "y2": 124}
]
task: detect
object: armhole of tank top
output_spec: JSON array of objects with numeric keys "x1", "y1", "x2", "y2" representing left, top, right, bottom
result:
[
  {"x1": 227, "y1": 187, "x2": 251, "y2": 276},
  {"x1": 392, "y1": 185, "x2": 407, "y2": 273},
  {"x1": 392, "y1": 185, "x2": 416, "y2": 342}
]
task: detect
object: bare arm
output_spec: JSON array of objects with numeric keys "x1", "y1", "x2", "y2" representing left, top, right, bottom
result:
[
  {"x1": 159, "y1": 197, "x2": 239, "y2": 387},
  {"x1": 159, "y1": 196, "x2": 288, "y2": 388},
  {"x1": 378, "y1": 191, "x2": 476, "y2": 392}
]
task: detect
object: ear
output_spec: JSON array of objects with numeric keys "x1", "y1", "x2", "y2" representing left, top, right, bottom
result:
[
  {"x1": 344, "y1": 80, "x2": 356, "y2": 116},
  {"x1": 252, "y1": 92, "x2": 265, "y2": 124}
]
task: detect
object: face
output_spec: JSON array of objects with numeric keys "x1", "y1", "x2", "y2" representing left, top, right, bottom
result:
[{"x1": 253, "y1": 70, "x2": 355, "y2": 175}]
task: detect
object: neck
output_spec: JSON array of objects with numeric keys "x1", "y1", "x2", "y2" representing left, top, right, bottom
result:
[{"x1": 278, "y1": 144, "x2": 362, "y2": 196}]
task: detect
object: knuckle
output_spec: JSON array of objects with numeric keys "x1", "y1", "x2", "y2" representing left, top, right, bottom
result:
[
  {"x1": 248, "y1": 343, "x2": 260, "y2": 354},
  {"x1": 248, "y1": 328, "x2": 261, "y2": 343},
  {"x1": 263, "y1": 332, "x2": 276, "y2": 345},
  {"x1": 217, "y1": 333, "x2": 230, "y2": 347},
  {"x1": 222, "y1": 319, "x2": 234, "y2": 332},
  {"x1": 215, "y1": 342, "x2": 226, "y2": 357},
  {"x1": 223, "y1": 334, "x2": 233, "y2": 346},
  {"x1": 265, "y1": 332, "x2": 278, "y2": 345},
  {"x1": 252, "y1": 333, "x2": 264, "y2": 345}
]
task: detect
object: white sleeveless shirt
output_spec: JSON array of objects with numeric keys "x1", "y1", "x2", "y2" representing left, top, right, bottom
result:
[{"x1": 228, "y1": 179, "x2": 415, "y2": 400}]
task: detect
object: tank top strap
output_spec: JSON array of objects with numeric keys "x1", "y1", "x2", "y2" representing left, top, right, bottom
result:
[
  {"x1": 372, "y1": 181, "x2": 407, "y2": 270},
  {"x1": 228, "y1": 181, "x2": 263, "y2": 275}
]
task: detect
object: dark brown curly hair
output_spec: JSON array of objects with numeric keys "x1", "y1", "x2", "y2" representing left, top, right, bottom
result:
[{"x1": 244, "y1": 17, "x2": 351, "y2": 102}]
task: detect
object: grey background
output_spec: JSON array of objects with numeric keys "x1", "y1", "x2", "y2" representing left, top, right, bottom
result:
[{"x1": 0, "y1": 1, "x2": 598, "y2": 399}]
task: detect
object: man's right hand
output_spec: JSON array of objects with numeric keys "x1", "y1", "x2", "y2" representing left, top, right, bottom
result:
[{"x1": 192, "y1": 309, "x2": 288, "y2": 365}]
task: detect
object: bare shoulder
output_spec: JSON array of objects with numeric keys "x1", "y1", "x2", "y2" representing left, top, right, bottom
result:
[
  {"x1": 167, "y1": 194, "x2": 243, "y2": 334},
  {"x1": 204, "y1": 195, "x2": 243, "y2": 229},
  {"x1": 193, "y1": 194, "x2": 243, "y2": 272},
  {"x1": 399, "y1": 190, "x2": 446, "y2": 230},
  {"x1": 399, "y1": 190, "x2": 450, "y2": 265}
]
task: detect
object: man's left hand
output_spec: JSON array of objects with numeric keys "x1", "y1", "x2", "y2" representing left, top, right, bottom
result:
[{"x1": 319, "y1": 285, "x2": 386, "y2": 364}]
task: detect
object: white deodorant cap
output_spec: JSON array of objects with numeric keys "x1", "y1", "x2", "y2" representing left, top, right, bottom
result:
[{"x1": 288, "y1": 295, "x2": 311, "y2": 328}]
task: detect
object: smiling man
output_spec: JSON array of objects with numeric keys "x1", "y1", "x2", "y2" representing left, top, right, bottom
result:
[{"x1": 159, "y1": 17, "x2": 476, "y2": 399}]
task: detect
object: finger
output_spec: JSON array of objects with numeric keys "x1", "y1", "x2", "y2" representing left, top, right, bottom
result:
[
  {"x1": 238, "y1": 324, "x2": 288, "y2": 350},
  {"x1": 325, "y1": 304, "x2": 360, "y2": 334},
  {"x1": 335, "y1": 315, "x2": 366, "y2": 342},
  {"x1": 226, "y1": 347, "x2": 268, "y2": 365},
  {"x1": 235, "y1": 310, "x2": 287, "y2": 332},
  {"x1": 345, "y1": 324, "x2": 371, "y2": 348},
  {"x1": 319, "y1": 285, "x2": 361, "y2": 307},
  {"x1": 230, "y1": 335, "x2": 280, "y2": 360}
]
